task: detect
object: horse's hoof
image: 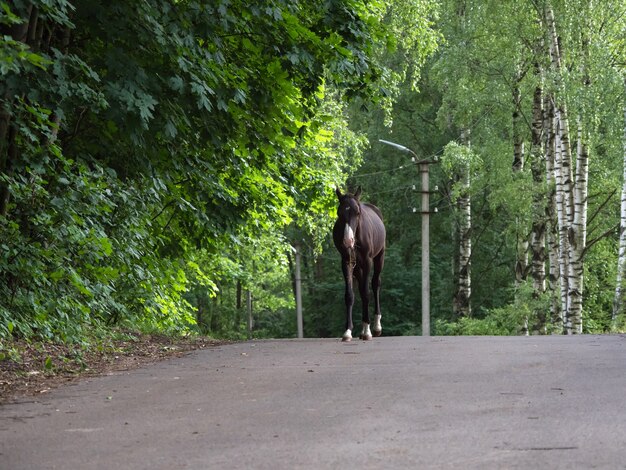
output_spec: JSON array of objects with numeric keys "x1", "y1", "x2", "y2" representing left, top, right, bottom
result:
[
  {"x1": 360, "y1": 334, "x2": 372, "y2": 341},
  {"x1": 373, "y1": 330, "x2": 382, "y2": 337},
  {"x1": 342, "y1": 336, "x2": 352, "y2": 342}
]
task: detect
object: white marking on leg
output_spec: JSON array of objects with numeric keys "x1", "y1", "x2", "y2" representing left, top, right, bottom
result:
[
  {"x1": 342, "y1": 329, "x2": 353, "y2": 342},
  {"x1": 343, "y1": 224, "x2": 355, "y2": 248},
  {"x1": 373, "y1": 314, "x2": 382, "y2": 334},
  {"x1": 360, "y1": 322, "x2": 372, "y2": 341}
]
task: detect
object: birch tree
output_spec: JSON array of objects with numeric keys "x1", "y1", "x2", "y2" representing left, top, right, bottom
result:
[
  {"x1": 528, "y1": 61, "x2": 549, "y2": 331},
  {"x1": 345, "y1": 0, "x2": 624, "y2": 335},
  {"x1": 542, "y1": 0, "x2": 625, "y2": 333},
  {"x1": 513, "y1": 68, "x2": 530, "y2": 289},
  {"x1": 545, "y1": 3, "x2": 589, "y2": 334},
  {"x1": 544, "y1": 94, "x2": 562, "y2": 331},
  {"x1": 442, "y1": 137, "x2": 478, "y2": 317},
  {"x1": 433, "y1": 0, "x2": 541, "y2": 320},
  {"x1": 613, "y1": 78, "x2": 626, "y2": 322}
]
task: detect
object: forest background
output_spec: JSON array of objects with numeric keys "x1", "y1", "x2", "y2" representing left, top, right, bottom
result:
[{"x1": 1, "y1": 0, "x2": 625, "y2": 349}]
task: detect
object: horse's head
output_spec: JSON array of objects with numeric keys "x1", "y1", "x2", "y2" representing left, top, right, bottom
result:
[{"x1": 335, "y1": 186, "x2": 362, "y2": 249}]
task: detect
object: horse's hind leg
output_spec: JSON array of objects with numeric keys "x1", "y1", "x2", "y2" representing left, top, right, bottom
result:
[{"x1": 371, "y1": 250, "x2": 384, "y2": 337}]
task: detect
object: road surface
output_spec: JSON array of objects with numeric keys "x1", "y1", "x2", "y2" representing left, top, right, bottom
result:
[{"x1": 2, "y1": 335, "x2": 626, "y2": 469}]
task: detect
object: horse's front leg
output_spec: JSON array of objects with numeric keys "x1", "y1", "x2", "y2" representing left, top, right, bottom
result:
[
  {"x1": 356, "y1": 261, "x2": 372, "y2": 341},
  {"x1": 341, "y1": 257, "x2": 355, "y2": 341}
]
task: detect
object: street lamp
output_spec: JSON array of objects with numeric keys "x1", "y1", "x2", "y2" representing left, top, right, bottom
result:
[
  {"x1": 379, "y1": 139, "x2": 434, "y2": 336},
  {"x1": 378, "y1": 139, "x2": 417, "y2": 156}
]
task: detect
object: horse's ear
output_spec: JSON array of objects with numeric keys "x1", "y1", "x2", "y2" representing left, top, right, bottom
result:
[
  {"x1": 354, "y1": 186, "x2": 362, "y2": 200},
  {"x1": 335, "y1": 187, "x2": 343, "y2": 200}
]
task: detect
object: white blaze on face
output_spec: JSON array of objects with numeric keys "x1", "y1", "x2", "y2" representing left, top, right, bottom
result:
[{"x1": 343, "y1": 224, "x2": 355, "y2": 248}]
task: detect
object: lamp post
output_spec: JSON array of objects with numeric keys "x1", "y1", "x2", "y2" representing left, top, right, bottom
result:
[{"x1": 379, "y1": 139, "x2": 435, "y2": 336}]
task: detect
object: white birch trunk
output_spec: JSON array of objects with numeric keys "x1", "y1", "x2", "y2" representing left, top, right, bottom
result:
[
  {"x1": 530, "y1": 80, "x2": 546, "y2": 295},
  {"x1": 515, "y1": 233, "x2": 529, "y2": 287},
  {"x1": 455, "y1": 170, "x2": 472, "y2": 317},
  {"x1": 554, "y1": 110, "x2": 571, "y2": 332},
  {"x1": 567, "y1": 117, "x2": 589, "y2": 334},
  {"x1": 453, "y1": 131, "x2": 472, "y2": 317},
  {"x1": 548, "y1": 5, "x2": 589, "y2": 335},
  {"x1": 529, "y1": 77, "x2": 547, "y2": 332},
  {"x1": 546, "y1": 4, "x2": 588, "y2": 334},
  {"x1": 560, "y1": 108, "x2": 576, "y2": 334},
  {"x1": 613, "y1": 76, "x2": 626, "y2": 322},
  {"x1": 546, "y1": 7, "x2": 568, "y2": 332},
  {"x1": 545, "y1": 95, "x2": 562, "y2": 332}
]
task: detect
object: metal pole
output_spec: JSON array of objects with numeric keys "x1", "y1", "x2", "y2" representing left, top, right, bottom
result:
[
  {"x1": 294, "y1": 242, "x2": 303, "y2": 338},
  {"x1": 420, "y1": 163, "x2": 431, "y2": 336},
  {"x1": 378, "y1": 139, "x2": 433, "y2": 336}
]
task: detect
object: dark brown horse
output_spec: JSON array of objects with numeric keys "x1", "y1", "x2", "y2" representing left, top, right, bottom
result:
[{"x1": 333, "y1": 187, "x2": 385, "y2": 341}]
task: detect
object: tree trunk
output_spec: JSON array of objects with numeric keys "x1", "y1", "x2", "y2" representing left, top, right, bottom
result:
[
  {"x1": 546, "y1": 4, "x2": 590, "y2": 334},
  {"x1": 0, "y1": 127, "x2": 18, "y2": 217},
  {"x1": 0, "y1": 5, "x2": 34, "y2": 216},
  {"x1": 512, "y1": 71, "x2": 525, "y2": 172},
  {"x1": 529, "y1": 73, "x2": 547, "y2": 332},
  {"x1": 566, "y1": 23, "x2": 592, "y2": 335},
  {"x1": 234, "y1": 279, "x2": 243, "y2": 332},
  {"x1": 544, "y1": 95, "x2": 562, "y2": 332},
  {"x1": 554, "y1": 108, "x2": 572, "y2": 332},
  {"x1": 514, "y1": 231, "x2": 529, "y2": 287},
  {"x1": 614, "y1": 76, "x2": 626, "y2": 323},
  {"x1": 567, "y1": 117, "x2": 589, "y2": 334},
  {"x1": 453, "y1": 130, "x2": 472, "y2": 317},
  {"x1": 530, "y1": 79, "x2": 546, "y2": 292},
  {"x1": 512, "y1": 69, "x2": 529, "y2": 294},
  {"x1": 0, "y1": 5, "x2": 71, "y2": 215}
]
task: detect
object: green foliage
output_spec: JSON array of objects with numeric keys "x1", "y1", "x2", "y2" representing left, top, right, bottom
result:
[
  {"x1": 433, "y1": 311, "x2": 518, "y2": 336},
  {"x1": 324, "y1": 0, "x2": 626, "y2": 337},
  {"x1": 440, "y1": 142, "x2": 480, "y2": 174},
  {"x1": 583, "y1": 239, "x2": 618, "y2": 333},
  {"x1": 434, "y1": 282, "x2": 550, "y2": 336},
  {"x1": 5, "y1": 0, "x2": 622, "y2": 342},
  {"x1": 2, "y1": 0, "x2": 433, "y2": 342}
]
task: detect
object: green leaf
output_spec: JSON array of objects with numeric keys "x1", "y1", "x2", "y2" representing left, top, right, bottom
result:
[
  {"x1": 50, "y1": 270, "x2": 65, "y2": 282},
  {"x1": 0, "y1": 2, "x2": 22, "y2": 26}
]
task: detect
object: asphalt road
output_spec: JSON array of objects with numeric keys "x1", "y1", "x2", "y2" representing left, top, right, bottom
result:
[{"x1": 2, "y1": 335, "x2": 626, "y2": 469}]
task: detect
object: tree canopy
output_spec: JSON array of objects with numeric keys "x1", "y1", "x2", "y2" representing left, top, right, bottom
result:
[
  {"x1": 2, "y1": 0, "x2": 625, "y2": 343},
  {"x1": 0, "y1": 0, "x2": 440, "y2": 341}
]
